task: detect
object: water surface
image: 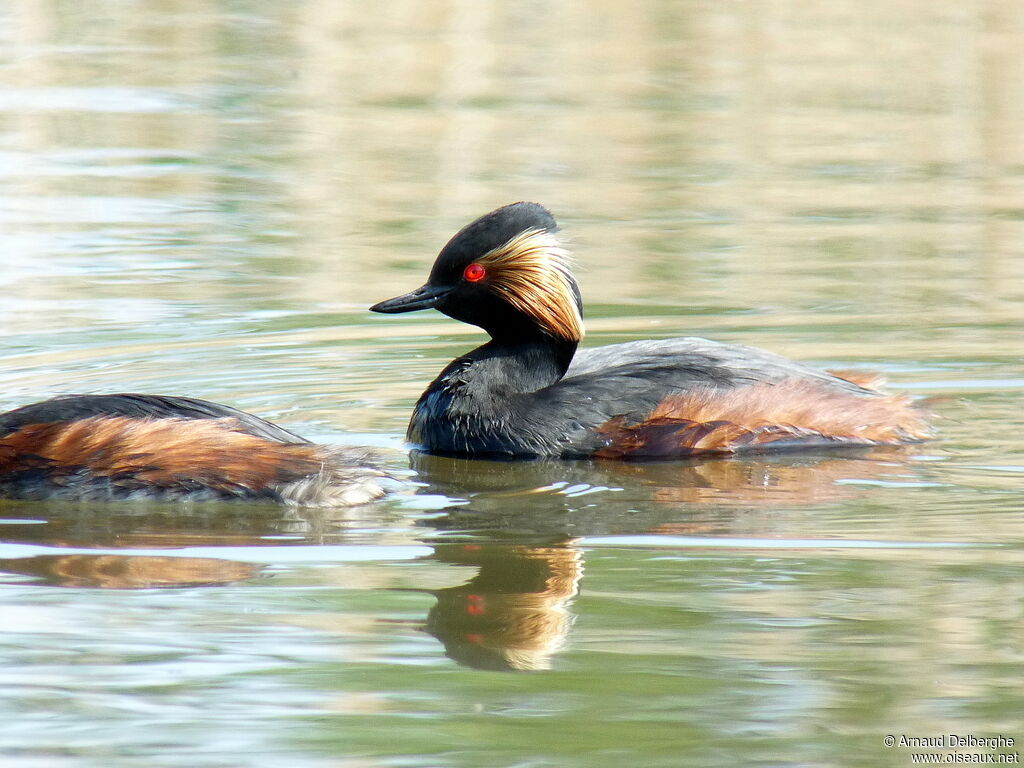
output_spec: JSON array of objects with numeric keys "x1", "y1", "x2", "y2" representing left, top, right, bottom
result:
[{"x1": 1, "y1": 1, "x2": 1022, "y2": 766}]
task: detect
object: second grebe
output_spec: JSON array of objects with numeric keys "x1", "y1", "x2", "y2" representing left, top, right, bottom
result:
[
  {"x1": 0, "y1": 393, "x2": 386, "y2": 504},
  {"x1": 371, "y1": 202, "x2": 931, "y2": 459}
]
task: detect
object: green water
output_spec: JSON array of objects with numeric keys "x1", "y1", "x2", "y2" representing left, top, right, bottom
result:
[{"x1": 1, "y1": 1, "x2": 1023, "y2": 766}]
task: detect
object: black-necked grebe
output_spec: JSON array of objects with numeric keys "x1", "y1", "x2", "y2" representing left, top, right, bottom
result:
[
  {"x1": 0, "y1": 394, "x2": 386, "y2": 504},
  {"x1": 371, "y1": 202, "x2": 932, "y2": 459}
]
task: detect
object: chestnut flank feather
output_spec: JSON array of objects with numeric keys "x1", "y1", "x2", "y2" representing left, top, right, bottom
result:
[
  {"x1": 596, "y1": 379, "x2": 932, "y2": 458},
  {"x1": 0, "y1": 416, "x2": 385, "y2": 504}
]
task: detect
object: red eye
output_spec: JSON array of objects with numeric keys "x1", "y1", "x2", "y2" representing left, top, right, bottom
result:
[{"x1": 463, "y1": 263, "x2": 486, "y2": 282}]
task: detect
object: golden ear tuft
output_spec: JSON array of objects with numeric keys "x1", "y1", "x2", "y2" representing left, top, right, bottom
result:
[{"x1": 476, "y1": 229, "x2": 584, "y2": 342}]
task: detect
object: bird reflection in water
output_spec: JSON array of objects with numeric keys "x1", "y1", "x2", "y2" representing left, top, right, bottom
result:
[
  {"x1": 0, "y1": 445, "x2": 927, "y2": 669},
  {"x1": 0, "y1": 502, "x2": 283, "y2": 589},
  {"x1": 0, "y1": 553, "x2": 258, "y2": 589},
  {"x1": 406, "y1": 446, "x2": 926, "y2": 670},
  {"x1": 418, "y1": 541, "x2": 582, "y2": 672}
]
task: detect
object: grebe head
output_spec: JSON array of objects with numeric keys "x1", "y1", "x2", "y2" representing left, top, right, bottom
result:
[{"x1": 370, "y1": 203, "x2": 584, "y2": 344}]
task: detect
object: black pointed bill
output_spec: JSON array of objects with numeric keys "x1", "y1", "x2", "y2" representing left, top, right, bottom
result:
[{"x1": 370, "y1": 283, "x2": 451, "y2": 314}]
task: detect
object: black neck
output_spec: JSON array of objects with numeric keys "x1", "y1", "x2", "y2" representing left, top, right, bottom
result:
[
  {"x1": 461, "y1": 334, "x2": 578, "y2": 394},
  {"x1": 412, "y1": 331, "x2": 581, "y2": 455}
]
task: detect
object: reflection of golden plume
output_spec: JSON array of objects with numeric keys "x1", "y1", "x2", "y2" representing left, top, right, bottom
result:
[
  {"x1": 477, "y1": 229, "x2": 583, "y2": 342},
  {"x1": 0, "y1": 554, "x2": 258, "y2": 589},
  {"x1": 426, "y1": 543, "x2": 582, "y2": 671}
]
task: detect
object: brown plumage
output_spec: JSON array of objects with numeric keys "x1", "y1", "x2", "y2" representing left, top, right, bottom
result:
[
  {"x1": 595, "y1": 379, "x2": 932, "y2": 459},
  {"x1": 0, "y1": 414, "x2": 385, "y2": 505}
]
